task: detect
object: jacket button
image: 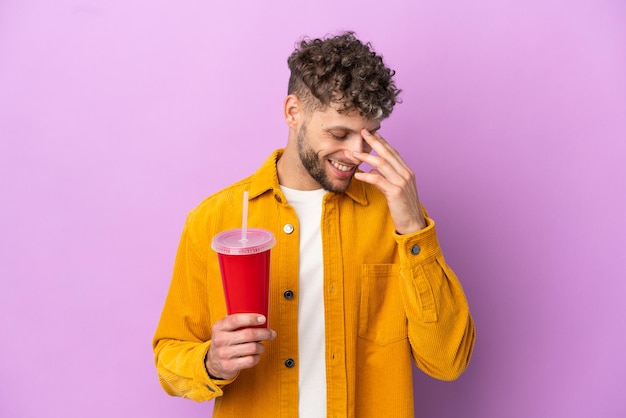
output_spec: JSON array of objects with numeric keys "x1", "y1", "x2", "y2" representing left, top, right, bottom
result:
[
  {"x1": 283, "y1": 290, "x2": 294, "y2": 300},
  {"x1": 283, "y1": 224, "x2": 294, "y2": 234},
  {"x1": 274, "y1": 194, "x2": 282, "y2": 203},
  {"x1": 284, "y1": 358, "x2": 295, "y2": 368},
  {"x1": 410, "y1": 245, "x2": 421, "y2": 255}
]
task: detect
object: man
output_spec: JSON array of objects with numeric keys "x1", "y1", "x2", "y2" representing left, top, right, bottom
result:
[{"x1": 153, "y1": 31, "x2": 475, "y2": 418}]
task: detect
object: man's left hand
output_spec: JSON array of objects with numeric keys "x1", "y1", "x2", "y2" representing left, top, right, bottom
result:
[{"x1": 353, "y1": 129, "x2": 426, "y2": 235}]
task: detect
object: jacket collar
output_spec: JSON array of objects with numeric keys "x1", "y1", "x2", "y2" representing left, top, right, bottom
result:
[{"x1": 248, "y1": 149, "x2": 369, "y2": 206}]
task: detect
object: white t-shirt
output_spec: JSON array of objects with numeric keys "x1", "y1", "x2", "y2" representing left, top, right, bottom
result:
[{"x1": 280, "y1": 186, "x2": 326, "y2": 418}]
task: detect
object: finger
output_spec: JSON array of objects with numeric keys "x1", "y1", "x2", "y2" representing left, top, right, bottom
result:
[
  {"x1": 354, "y1": 170, "x2": 399, "y2": 196},
  {"x1": 213, "y1": 327, "x2": 276, "y2": 350},
  {"x1": 354, "y1": 169, "x2": 383, "y2": 184},
  {"x1": 358, "y1": 130, "x2": 418, "y2": 189},
  {"x1": 354, "y1": 151, "x2": 405, "y2": 186},
  {"x1": 219, "y1": 313, "x2": 267, "y2": 332},
  {"x1": 224, "y1": 353, "x2": 263, "y2": 372},
  {"x1": 207, "y1": 332, "x2": 274, "y2": 378},
  {"x1": 227, "y1": 341, "x2": 266, "y2": 359},
  {"x1": 230, "y1": 327, "x2": 277, "y2": 345},
  {"x1": 360, "y1": 129, "x2": 410, "y2": 173},
  {"x1": 208, "y1": 349, "x2": 262, "y2": 379}
]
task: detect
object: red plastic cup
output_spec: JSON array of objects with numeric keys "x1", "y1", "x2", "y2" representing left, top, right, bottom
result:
[{"x1": 211, "y1": 228, "x2": 276, "y2": 327}]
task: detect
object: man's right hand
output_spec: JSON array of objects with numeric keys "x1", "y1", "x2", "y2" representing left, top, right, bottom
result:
[{"x1": 205, "y1": 314, "x2": 277, "y2": 380}]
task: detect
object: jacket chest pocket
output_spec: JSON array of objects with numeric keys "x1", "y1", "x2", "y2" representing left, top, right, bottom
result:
[{"x1": 358, "y1": 264, "x2": 408, "y2": 345}]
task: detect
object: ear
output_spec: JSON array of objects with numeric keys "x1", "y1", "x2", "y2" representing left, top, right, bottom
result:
[{"x1": 283, "y1": 94, "x2": 301, "y2": 128}]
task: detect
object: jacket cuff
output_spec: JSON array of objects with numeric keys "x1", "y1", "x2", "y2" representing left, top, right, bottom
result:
[{"x1": 393, "y1": 216, "x2": 442, "y2": 267}]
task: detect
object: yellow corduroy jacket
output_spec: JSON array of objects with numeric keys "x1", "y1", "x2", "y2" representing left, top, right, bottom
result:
[{"x1": 153, "y1": 149, "x2": 475, "y2": 418}]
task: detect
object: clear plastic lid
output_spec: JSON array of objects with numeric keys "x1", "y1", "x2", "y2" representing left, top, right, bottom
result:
[{"x1": 211, "y1": 228, "x2": 276, "y2": 255}]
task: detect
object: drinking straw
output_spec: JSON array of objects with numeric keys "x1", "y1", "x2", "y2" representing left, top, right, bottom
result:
[{"x1": 241, "y1": 190, "x2": 249, "y2": 242}]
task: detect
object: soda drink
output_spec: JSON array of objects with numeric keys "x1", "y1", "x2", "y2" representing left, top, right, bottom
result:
[{"x1": 211, "y1": 228, "x2": 276, "y2": 327}]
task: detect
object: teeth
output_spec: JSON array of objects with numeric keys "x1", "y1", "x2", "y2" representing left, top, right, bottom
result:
[{"x1": 330, "y1": 160, "x2": 353, "y2": 172}]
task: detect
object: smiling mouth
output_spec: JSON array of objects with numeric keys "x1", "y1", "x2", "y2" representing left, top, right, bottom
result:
[{"x1": 329, "y1": 159, "x2": 356, "y2": 173}]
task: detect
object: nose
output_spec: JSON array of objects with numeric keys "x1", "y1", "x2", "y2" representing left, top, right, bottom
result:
[{"x1": 347, "y1": 133, "x2": 371, "y2": 154}]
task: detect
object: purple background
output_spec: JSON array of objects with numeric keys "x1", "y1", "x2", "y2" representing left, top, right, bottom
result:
[{"x1": 1, "y1": 1, "x2": 624, "y2": 417}]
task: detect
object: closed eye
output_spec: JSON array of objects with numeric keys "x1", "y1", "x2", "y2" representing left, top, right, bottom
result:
[
  {"x1": 329, "y1": 130, "x2": 348, "y2": 140},
  {"x1": 327, "y1": 126, "x2": 380, "y2": 140}
]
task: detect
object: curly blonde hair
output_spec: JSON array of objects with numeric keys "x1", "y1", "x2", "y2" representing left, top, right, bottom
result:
[{"x1": 287, "y1": 31, "x2": 401, "y2": 120}]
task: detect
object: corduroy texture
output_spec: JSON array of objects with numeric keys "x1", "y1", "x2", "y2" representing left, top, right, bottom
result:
[{"x1": 153, "y1": 149, "x2": 475, "y2": 418}]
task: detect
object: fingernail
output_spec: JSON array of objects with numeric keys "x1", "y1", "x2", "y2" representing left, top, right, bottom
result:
[
  {"x1": 257, "y1": 316, "x2": 266, "y2": 324},
  {"x1": 362, "y1": 129, "x2": 371, "y2": 136}
]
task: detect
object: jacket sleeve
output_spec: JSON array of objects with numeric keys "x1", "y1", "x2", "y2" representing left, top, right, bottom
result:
[
  {"x1": 394, "y1": 215, "x2": 476, "y2": 380},
  {"x1": 152, "y1": 218, "x2": 236, "y2": 401}
]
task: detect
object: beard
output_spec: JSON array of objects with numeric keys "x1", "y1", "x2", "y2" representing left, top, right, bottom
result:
[{"x1": 296, "y1": 122, "x2": 353, "y2": 193}]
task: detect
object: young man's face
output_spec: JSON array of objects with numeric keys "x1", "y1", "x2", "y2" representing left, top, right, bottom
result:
[{"x1": 296, "y1": 105, "x2": 381, "y2": 193}]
